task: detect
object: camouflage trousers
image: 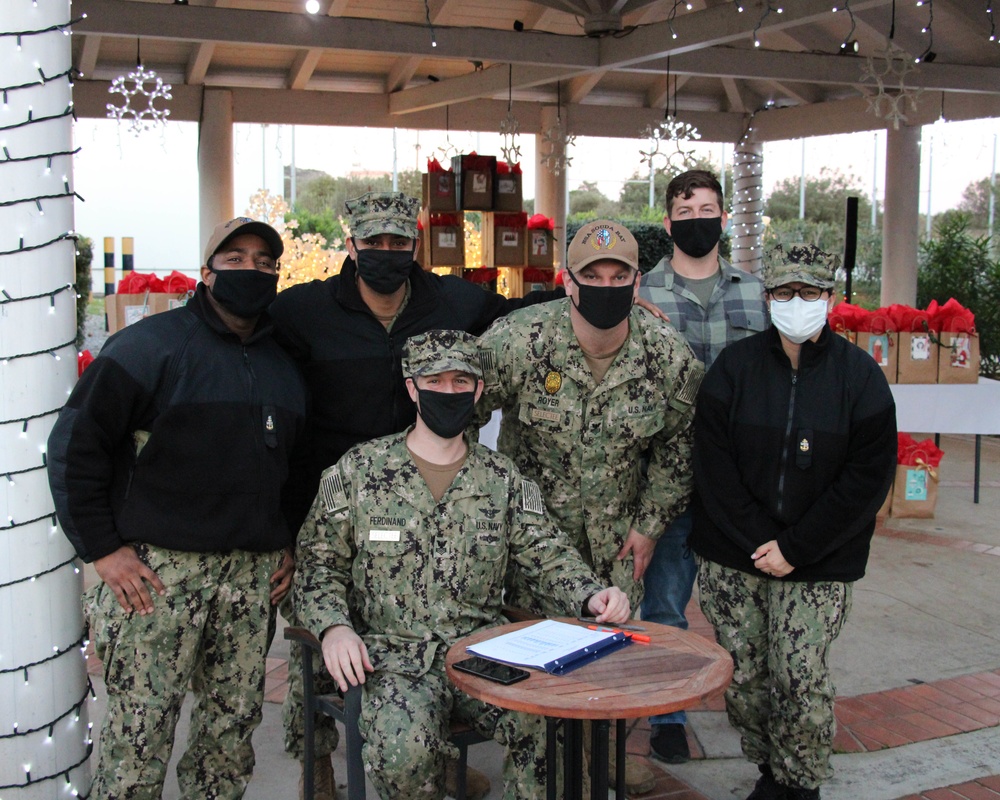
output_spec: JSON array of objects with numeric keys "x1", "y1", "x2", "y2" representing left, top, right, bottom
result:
[
  {"x1": 85, "y1": 543, "x2": 283, "y2": 800},
  {"x1": 360, "y1": 654, "x2": 551, "y2": 799},
  {"x1": 278, "y1": 597, "x2": 340, "y2": 759},
  {"x1": 698, "y1": 559, "x2": 852, "y2": 790}
]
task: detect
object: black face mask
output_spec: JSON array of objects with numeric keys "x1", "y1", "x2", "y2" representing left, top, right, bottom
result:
[
  {"x1": 354, "y1": 243, "x2": 415, "y2": 295},
  {"x1": 416, "y1": 388, "x2": 476, "y2": 439},
  {"x1": 669, "y1": 216, "x2": 723, "y2": 259},
  {"x1": 568, "y1": 269, "x2": 636, "y2": 330},
  {"x1": 208, "y1": 268, "x2": 278, "y2": 319}
]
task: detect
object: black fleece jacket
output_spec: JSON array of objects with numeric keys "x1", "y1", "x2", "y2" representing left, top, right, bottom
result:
[
  {"x1": 270, "y1": 258, "x2": 561, "y2": 528},
  {"x1": 689, "y1": 324, "x2": 896, "y2": 582},
  {"x1": 48, "y1": 285, "x2": 307, "y2": 562}
]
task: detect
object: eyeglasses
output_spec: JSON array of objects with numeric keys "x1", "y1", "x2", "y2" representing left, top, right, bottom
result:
[{"x1": 769, "y1": 286, "x2": 827, "y2": 302}]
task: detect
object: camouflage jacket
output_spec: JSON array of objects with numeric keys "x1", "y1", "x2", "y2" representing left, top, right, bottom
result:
[
  {"x1": 293, "y1": 430, "x2": 604, "y2": 677},
  {"x1": 639, "y1": 255, "x2": 769, "y2": 370},
  {"x1": 477, "y1": 299, "x2": 701, "y2": 599}
]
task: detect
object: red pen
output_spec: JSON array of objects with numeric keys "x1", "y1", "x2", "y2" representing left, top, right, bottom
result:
[{"x1": 588, "y1": 625, "x2": 651, "y2": 644}]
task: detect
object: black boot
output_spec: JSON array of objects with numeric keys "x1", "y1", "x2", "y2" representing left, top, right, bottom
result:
[
  {"x1": 745, "y1": 764, "x2": 786, "y2": 800},
  {"x1": 785, "y1": 787, "x2": 820, "y2": 800}
]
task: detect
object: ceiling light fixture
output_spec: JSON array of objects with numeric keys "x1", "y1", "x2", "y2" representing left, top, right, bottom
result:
[{"x1": 305, "y1": 0, "x2": 320, "y2": 13}]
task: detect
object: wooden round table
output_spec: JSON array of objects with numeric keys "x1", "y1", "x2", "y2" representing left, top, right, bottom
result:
[{"x1": 446, "y1": 618, "x2": 733, "y2": 799}]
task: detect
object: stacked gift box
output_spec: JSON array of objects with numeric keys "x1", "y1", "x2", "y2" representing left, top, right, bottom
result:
[
  {"x1": 830, "y1": 299, "x2": 978, "y2": 384},
  {"x1": 418, "y1": 155, "x2": 556, "y2": 295}
]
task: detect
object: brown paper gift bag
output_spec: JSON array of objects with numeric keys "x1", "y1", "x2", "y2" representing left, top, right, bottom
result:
[
  {"x1": 936, "y1": 331, "x2": 980, "y2": 384},
  {"x1": 856, "y1": 331, "x2": 897, "y2": 384},
  {"x1": 105, "y1": 292, "x2": 191, "y2": 334},
  {"x1": 422, "y1": 171, "x2": 457, "y2": 212},
  {"x1": 896, "y1": 331, "x2": 939, "y2": 384},
  {"x1": 889, "y1": 462, "x2": 939, "y2": 519}
]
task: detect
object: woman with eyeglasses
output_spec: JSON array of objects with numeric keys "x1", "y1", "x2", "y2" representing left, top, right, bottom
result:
[{"x1": 688, "y1": 243, "x2": 897, "y2": 800}]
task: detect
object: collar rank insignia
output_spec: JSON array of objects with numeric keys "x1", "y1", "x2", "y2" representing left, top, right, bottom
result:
[
  {"x1": 265, "y1": 415, "x2": 274, "y2": 431},
  {"x1": 799, "y1": 437, "x2": 810, "y2": 452},
  {"x1": 544, "y1": 371, "x2": 562, "y2": 394}
]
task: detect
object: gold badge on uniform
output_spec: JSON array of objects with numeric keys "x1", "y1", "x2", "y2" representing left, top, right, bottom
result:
[
  {"x1": 799, "y1": 438, "x2": 810, "y2": 452},
  {"x1": 544, "y1": 371, "x2": 562, "y2": 394}
]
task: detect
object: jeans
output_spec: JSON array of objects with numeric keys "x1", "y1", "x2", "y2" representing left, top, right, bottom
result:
[{"x1": 641, "y1": 508, "x2": 696, "y2": 727}]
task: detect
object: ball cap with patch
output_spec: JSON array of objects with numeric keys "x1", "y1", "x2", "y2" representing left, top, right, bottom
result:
[
  {"x1": 203, "y1": 217, "x2": 283, "y2": 267},
  {"x1": 345, "y1": 191, "x2": 420, "y2": 240},
  {"x1": 763, "y1": 242, "x2": 838, "y2": 290},
  {"x1": 402, "y1": 330, "x2": 483, "y2": 379},
  {"x1": 566, "y1": 219, "x2": 639, "y2": 273}
]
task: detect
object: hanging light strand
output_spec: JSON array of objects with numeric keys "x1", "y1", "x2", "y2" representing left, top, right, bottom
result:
[
  {"x1": 838, "y1": 0, "x2": 857, "y2": 53},
  {"x1": 753, "y1": 2, "x2": 784, "y2": 48},
  {"x1": 916, "y1": 0, "x2": 934, "y2": 62}
]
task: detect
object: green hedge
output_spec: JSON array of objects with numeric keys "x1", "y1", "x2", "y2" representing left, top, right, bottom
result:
[{"x1": 75, "y1": 236, "x2": 94, "y2": 348}]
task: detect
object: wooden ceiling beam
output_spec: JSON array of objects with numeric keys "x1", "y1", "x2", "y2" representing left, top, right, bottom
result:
[{"x1": 76, "y1": 35, "x2": 102, "y2": 79}]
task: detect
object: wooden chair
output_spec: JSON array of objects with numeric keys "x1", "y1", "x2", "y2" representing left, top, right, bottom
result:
[{"x1": 284, "y1": 627, "x2": 488, "y2": 800}]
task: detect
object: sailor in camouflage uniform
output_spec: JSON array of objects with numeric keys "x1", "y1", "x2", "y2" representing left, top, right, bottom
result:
[
  {"x1": 293, "y1": 329, "x2": 630, "y2": 800},
  {"x1": 477, "y1": 219, "x2": 701, "y2": 610},
  {"x1": 476, "y1": 219, "x2": 702, "y2": 794}
]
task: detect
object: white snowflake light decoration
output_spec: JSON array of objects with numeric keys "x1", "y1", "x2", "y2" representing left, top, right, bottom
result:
[
  {"x1": 638, "y1": 116, "x2": 701, "y2": 172},
  {"x1": 540, "y1": 117, "x2": 575, "y2": 177},
  {"x1": 859, "y1": 41, "x2": 922, "y2": 130},
  {"x1": 107, "y1": 64, "x2": 172, "y2": 135},
  {"x1": 499, "y1": 111, "x2": 522, "y2": 168}
]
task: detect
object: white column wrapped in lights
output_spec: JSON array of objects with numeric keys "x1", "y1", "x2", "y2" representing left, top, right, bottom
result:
[
  {"x1": 0, "y1": 1, "x2": 93, "y2": 798},
  {"x1": 731, "y1": 134, "x2": 765, "y2": 277}
]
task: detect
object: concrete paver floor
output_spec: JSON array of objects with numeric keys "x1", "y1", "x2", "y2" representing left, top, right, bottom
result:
[{"x1": 82, "y1": 433, "x2": 1000, "y2": 799}]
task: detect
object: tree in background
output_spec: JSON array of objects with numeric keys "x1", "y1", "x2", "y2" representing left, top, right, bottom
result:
[
  {"x1": 765, "y1": 167, "x2": 873, "y2": 226},
  {"x1": 284, "y1": 168, "x2": 422, "y2": 244},
  {"x1": 764, "y1": 167, "x2": 882, "y2": 306},
  {"x1": 569, "y1": 181, "x2": 618, "y2": 217},
  {"x1": 917, "y1": 213, "x2": 1000, "y2": 378},
  {"x1": 618, "y1": 156, "x2": 734, "y2": 218},
  {"x1": 955, "y1": 175, "x2": 998, "y2": 235}
]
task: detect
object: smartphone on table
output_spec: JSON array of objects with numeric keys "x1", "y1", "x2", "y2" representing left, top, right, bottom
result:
[{"x1": 453, "y1": 656, "x2": 530, "y2": 685}]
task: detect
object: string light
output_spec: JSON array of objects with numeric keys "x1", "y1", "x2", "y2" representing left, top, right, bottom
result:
[
  {"x1": 499, "y1": 64, "x2": 521, "y2": 168},
  {"x1": 915, "y1": 0, "x2": 934, "y2": 62},
  {"x1": 837, "y1": 0, "x2": 858, "y2": 53},
  {"x1": 1, "y1": 8, "x2": 90, "y2": 794},
  {"x1": 860, "y1": 41, "x2": 922, "y2": 128},
  {"x1": 423, "y1": 0, "x2": 437, "y2": 47},
  {"x1": 435, "y1": 105, "x2": 459, "y2": 162},
  {"x1": 753, "y1": 2, "x2": 784, "y2": 48},
  {"x1": 988, "y1": 1, "x2": 996, "y2": 42},
  {"x1": 638, "y1": 54, "x2": 701, "y2": 173},
  {"x1": 107, "y1": 39, "x2": 172, "y2": 135},
  {"x1": 540, "y1": 81, "x2": 575, "y2": 177}
]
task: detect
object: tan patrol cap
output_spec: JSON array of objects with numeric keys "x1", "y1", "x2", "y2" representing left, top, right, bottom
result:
[
  {"x1": 566, "y1": 220, "x2": 639, "y2": 273},
  {"x1": 203, "y1": 217, "x2": 283, "y2": 267}
]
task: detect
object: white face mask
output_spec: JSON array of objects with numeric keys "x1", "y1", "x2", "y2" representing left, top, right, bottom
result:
[{"x1": 770, "y1": 295, "x2": 828, "y2": 344}]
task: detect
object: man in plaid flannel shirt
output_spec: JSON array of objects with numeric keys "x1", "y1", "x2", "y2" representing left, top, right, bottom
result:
[{"x1": 638, "y1": 169, "x2": 769, "y2": 763}]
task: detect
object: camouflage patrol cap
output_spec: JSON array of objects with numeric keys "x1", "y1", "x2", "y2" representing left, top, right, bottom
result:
[
  {"x1": 344, "y1": 191, "x2": 420, "y2": 240},
  {"x1": 402, "y1": 330, "x2": 483, "y2": 379},
  {"x1": 763, "y1": 242, "x2": 838, "y2": 290},
  {"x1": 566, "y1": 219, "x2": 639, "y2": 273}
]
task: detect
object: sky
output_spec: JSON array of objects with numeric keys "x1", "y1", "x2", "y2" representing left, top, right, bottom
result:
[{"x1": 71, "y1": 115, "x2": 999, "y2": 280}]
